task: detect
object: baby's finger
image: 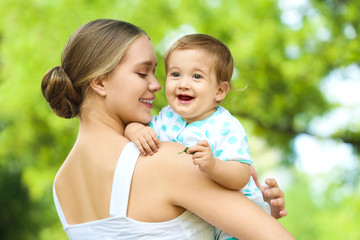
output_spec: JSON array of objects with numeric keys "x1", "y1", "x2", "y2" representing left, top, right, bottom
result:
[
  {"x1": 134, "y1": 139, "x2": 147, "y2": 155},
  {"x1": 144, "y1": 133, "x2": 158, "y2": 153},
  {"x1": 187, "y1": 145, "x2": 201, "y2": 154},
  {"x1": 191, "y1": 151, "x2": 202, "y2": 160},
  {"x1": 149, "y1": 131, "x2": 160, "y2": 147},
  {"x1": 138, "y1": 138, "x2": 154, "y2": 155},
  {"x1": 197, "y1": 140, "x2": 209, "y2": 147}
]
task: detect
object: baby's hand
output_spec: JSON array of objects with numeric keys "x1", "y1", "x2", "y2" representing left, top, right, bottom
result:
[
  {"x1": 261, "y1": 178, "x2": 288, "y2": 219},
  {"x1": 188, "y1": 140, "x2": 215, "y2": 173},
  {"x1": 251, "y1": 166, "x2": 288, "y2": 219},
  {"x1": 128, "y1": 126, "x2": 159, "y2": 156}
]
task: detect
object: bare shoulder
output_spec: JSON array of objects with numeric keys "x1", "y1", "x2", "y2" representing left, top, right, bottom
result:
[
  {"x1": 135, "y1": 141, "x2": 208, "y2": 191},
  {"x1": 142, "y1": 141, "x2": 199, "y2": 176}
]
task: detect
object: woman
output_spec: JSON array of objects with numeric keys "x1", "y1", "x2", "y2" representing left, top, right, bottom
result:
[{"x1": 41, "y1": 19, "x2": 294, "y2": 239}]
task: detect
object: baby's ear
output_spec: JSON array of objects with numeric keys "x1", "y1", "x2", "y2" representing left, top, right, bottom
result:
[
  {"x1": 215, "y1": 82, "x2": 230, "y2": 102},
  {"x1": 90, "y1": 76, "x2": 107, "y2": 97}
]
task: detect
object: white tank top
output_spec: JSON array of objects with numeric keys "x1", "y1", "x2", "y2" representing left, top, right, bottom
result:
[{"x1": 53, "y1": 142, "x2": 214, "y2": 239}]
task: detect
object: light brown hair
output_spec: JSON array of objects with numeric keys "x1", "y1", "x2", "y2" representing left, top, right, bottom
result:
[
  {"x1": 164, "y1": 34, "x2": 234, "y2": 87},
  {"x1": 41, "y1": 19, "x2": 147, "y2": 118}
]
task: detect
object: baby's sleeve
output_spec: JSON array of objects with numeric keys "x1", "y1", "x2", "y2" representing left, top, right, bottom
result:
[
  {"x1": 149, "y1": 114, "x2": 161, "y2": 134},
  {"x1": 209, "y1": 115, "x2": 253, "y2": 165},
  {"x1": 148, "y1": 106, "x2": 175, "y2": 142}
]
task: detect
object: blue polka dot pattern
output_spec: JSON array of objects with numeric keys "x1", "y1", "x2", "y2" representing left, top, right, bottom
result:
[
  {"x1": 223, "y1": 122, "x2": 230, "y2": 128},
  {"x1": 193, "y1": 131, "x2": 202, "y2": 137},
  {"x1": 237, "y1": 149, "x2": 244, "y2": 155},
  {"x1": 191, "y1": 121, "x2": 203, "y2": 128},
  {"x1": 228, "y1": 136, "x2": 237, "y2": 144},
  {"x1": 220, "y1": 128, "x2": 230, "y2": 136},
  {"x1": 165, "y1": 111, "x2": 173, "y2": 118},
  {"x1": 177, "y1": 135, "x2": 184, "y2": 142},
  {"x1": 161, "y1": 124, "x2": 167, "y2": 132},
  {"x1": 246, "y1": 148, "x2": 250, "y2": 154},
  {"x1": 205, "y1": 130, "x2": 210, "y2": 138},
  {"x1": 244, "y1": 136, "x2": 248, "y2": 142},
  {"x1": 215, "y1": 149, "x2": 223, "y2": 157},
  {"x1": 208, "y1": 119, "x2": 215, "y2": 124},
  {"x1": 172, "y1": 125, "x2": 180, "y2": 132},
  {"x1": 177, "y1": 116, "x2": 185, "y2": 124},
  {"x1": 148, "y1": 122, "x2": 153, "y2": 128}
]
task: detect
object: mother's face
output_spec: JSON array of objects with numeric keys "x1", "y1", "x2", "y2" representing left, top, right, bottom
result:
[{"x1": 103, "y1": 35, "x2": 161, "y2": 125}]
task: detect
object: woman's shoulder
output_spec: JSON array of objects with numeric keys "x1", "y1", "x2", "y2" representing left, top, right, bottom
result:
[
  {"x1": 138, "y1": 141, "x2": 193, "y2": 170},
  {"x1": 136, "y1": 141, "x2": 201, "y2": 185}
]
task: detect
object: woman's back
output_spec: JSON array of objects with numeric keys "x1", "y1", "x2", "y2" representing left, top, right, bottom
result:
[{"x1": 54, "y1": 134, "x2": 215, "y2": 239}]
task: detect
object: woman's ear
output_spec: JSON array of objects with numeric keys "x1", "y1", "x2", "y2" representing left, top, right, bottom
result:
[
  {"x1": 215, "y1": 82, "x2": 230, "y2": 102},
  {"x1": 90, "y1": 76, "x2": 107, "y2": 97}
]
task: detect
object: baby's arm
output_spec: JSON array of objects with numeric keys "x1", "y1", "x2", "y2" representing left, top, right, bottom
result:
[
  {"x1": 188, "y1": 140, "x2": 250, "y2": 190},
  {"x1": 124, "y1": 122, "x2": 160, "y2": 155}
]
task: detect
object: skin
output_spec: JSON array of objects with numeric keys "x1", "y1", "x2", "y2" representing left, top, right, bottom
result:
[
  {"x1": 124, "y1": 46, "x2": 288, "y2": 217},
  {"x1": 54, "y1": 35, "x2": 294, "y2": 239},
  {"x1": 165, "y1": 49, "x2": 227, "y2": 124},
  {"x1": 127, "y1": 48, "x2": 249, "y2": 190}
]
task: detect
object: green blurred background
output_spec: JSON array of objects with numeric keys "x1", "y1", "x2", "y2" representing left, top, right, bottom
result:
[{"x1": 0, "y1": 0, "x2": 359, "y2": 239}]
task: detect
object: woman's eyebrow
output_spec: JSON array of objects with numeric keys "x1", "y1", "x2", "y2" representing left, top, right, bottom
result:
[{"x1": 136, "y1": 61, "x2": 157, "y2": 67}]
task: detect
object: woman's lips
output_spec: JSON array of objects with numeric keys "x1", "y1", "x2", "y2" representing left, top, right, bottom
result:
[{"x1": 139, "y1": 98, "x2": 154, "y2": 109}]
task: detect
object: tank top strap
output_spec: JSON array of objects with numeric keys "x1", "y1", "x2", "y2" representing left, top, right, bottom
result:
[
  {"x1": 109, "y1": 142, "x2": 141, "y2": 217},
  {"x1": 53, "y1": 183, "x2": 68, "y2": 226}
]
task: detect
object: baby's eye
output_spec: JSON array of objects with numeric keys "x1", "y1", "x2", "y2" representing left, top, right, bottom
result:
[
  {"x1": 193, "y1": 74, "x2": 202, "y2": 79},
  {"x1": 171, "y1": 72, "x2": 180, "y2": 77}
]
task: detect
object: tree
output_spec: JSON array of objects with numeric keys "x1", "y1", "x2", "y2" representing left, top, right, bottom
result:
[{"x1": 0, "y1": 0, "x2": 359, "y2": 239}]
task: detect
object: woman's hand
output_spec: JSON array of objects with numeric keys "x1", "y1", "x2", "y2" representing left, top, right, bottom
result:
[{"x1": 251, "y1": 165, "x2": 288, "y2": 219}]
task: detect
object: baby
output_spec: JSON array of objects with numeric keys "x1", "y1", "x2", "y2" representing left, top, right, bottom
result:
[{"x1": 126, "y1": 34, "x2": 270, "y2": 240}]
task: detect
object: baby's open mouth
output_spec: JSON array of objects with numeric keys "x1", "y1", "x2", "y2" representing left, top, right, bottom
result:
[{"x1": 177, "y1": 94, "x2": 194, "y2": 101}]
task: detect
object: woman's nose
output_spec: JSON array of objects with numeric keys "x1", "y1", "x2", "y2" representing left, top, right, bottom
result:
[{"x1": 149, "y1": 75, "x2": 161, "y2": 92}]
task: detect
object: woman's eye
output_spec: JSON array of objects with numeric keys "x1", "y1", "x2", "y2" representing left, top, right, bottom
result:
[
  {"x1": 137, "y1": 73, "x2": 148, "y2": 78},
  {"x1": 193, "y1": 74, "x2": 202, "y2": 79}
]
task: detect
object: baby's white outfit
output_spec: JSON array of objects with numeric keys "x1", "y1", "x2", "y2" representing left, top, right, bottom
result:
[
  {"x1": 150, "y1": 106, "x2": 271, "y2": 240},
  {"x1": 53, "y1": 142, "x2": 214, "y2": 240}
]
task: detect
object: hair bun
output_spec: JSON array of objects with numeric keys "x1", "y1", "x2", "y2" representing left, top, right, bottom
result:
[{"x1": 41, "y1": 66, "x2": 81, "y2": 119}]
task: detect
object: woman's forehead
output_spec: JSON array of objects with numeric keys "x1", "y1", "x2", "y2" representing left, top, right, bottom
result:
[{"x1": 124, "y1": 35, "x2": 157, "y2": 65}]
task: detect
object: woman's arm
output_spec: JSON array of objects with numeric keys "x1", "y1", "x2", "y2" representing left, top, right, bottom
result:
[{"x1": 159, "y1": 142, "x2": 295, "y2": 240}]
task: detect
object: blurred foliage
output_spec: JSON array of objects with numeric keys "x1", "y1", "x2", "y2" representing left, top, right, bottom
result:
[{"x1": 0, "y1": 0, "x2": 359, "y2": 239}]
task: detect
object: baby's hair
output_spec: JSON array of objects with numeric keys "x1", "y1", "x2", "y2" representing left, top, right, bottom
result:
[
  {"x1": 164, "y1": 33, "x2": 234, "y2": 87},
  {"x1": 41, "y1": 19, "x2": 147, "y2": 118}
]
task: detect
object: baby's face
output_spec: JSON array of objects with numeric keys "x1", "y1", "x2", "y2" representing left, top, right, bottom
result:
[{"x1": 165, "y1": 49, "x2": 226, "y2": 124}]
